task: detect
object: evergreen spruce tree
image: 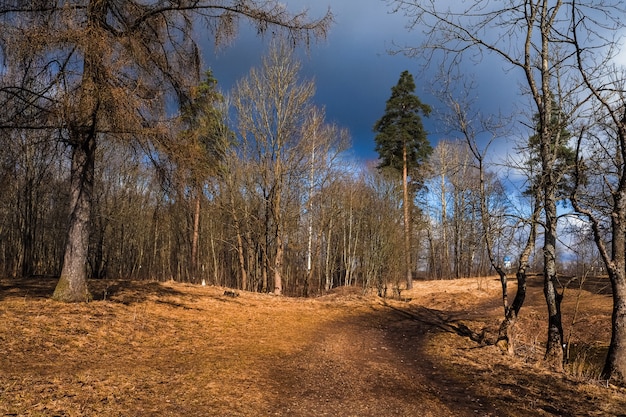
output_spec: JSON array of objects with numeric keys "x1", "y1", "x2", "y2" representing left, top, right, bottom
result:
[{"x1": 374, "y1": 70, "x2": 432, "y2": 290}]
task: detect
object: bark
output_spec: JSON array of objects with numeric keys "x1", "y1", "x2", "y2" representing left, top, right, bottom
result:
[
  {"x1": 325, "y1": 217, "x2": 333, "y2": 291},
  {"x1": 273, "y1": 230, "x2": 283, "y2": 295},
  {"x1": 497, "y1": 269, "x2": 528, "y2": 354},
  {"x1": 305, "y1": 141, "x2": 316, "y2": 297},
  {"x1": 573, "y1": 186, "x2": 626, "y2": 383},
  {"x1": 272, "y1": 161, "x2": 283, "y2": 295},
  {"x1": 604, "y1": 273, "x2": 626, "y2": 383},
  {"x1": 52, "y1": 0, "x2": 106, "y2": 302},
  {"x1": 231, "y1": 200, "x2": 248, "y2": 291},
  {"x1": 191, "y1": 192, "x2": 201, "y2": 277},
  {"x1": 602, "y1": 186, "x2": 626, "y2": 382},
  {"x1": 539, "y1": 2, "x2": 564, "y2": 370},
  {"x1": 402, "y1": 144, "x2": 413, "y2": 290},
  {"x1": 496, "y1": 196, "x2": 539, "y2": 354},
  {"x1": 52, "y1": 136, "x2": 95, "y2": 302},
  {"x1": 543, "y1": 196, "x2": 564, "y2": 369},
  {"x1": 570, "y1": 0, "x2": 626, "y2": 381}
]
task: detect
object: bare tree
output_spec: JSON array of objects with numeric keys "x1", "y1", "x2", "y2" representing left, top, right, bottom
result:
[
  {"x1": 0, "y1": 1, "x2": 332, "y2": 302},
  {"x1": 434, "y1": 77, "x2": 540, "y2": 353},
  {"x1": 232, "y1": 40, "x2": 316, "y2": 295},
  {"x1": 569, "y1": 0, "x2": 626, "y2": 380},
  {"x1": 389, "y1": 0, "x2": 600, "y2": 370}
]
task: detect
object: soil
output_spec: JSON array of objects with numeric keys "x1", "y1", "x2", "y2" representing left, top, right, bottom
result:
[{"x1": 1, "y1": 275, "x2": 625, "y2": 416}]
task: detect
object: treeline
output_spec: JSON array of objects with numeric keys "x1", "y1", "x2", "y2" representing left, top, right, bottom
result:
[
  {"x1": 0, "y1": 49, "x2": 514, "y2": 296},
  {"x1": 0, "y1": 48, "x2": 599, "y2": 299},
  {"x1": 0, "y1": 123, "x2": 507, "y2": 296}
]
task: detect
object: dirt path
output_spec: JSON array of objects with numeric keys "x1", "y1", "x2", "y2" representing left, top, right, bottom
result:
[
  {"x1": 267, "y1": 304, "x2": 499, "y2": 417},
  {"x1": 2, "y1": 278, "x2": 626, "y2": 416}
]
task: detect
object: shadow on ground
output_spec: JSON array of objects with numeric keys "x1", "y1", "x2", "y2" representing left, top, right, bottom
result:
[{"x1": 0, "y1": 277, "x2": 186, "y2": 304}]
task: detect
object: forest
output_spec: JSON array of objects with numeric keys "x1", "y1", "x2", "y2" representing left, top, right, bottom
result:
[{"x1": 2, "y1": 0, "x2": 626, "y2": 389}]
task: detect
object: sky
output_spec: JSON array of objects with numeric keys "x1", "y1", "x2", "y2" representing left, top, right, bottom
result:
[{"x1": 199, "y1": 0, "x2": 518, "y2": 163}]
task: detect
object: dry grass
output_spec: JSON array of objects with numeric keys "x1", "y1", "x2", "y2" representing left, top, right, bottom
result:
[{"x1": 0, "y1": 275, "x2": 625, "y2": 416}]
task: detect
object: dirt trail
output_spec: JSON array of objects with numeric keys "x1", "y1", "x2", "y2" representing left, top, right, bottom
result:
[
  {"x1": 268, "y1": 303, "x2": 498, "y2": 417},
  {"x1": 1, "y1": 277, "x2": 626, "y2": 416}
]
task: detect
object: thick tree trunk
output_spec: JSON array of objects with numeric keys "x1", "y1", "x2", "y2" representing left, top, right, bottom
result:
[
  {"x1": 52, "y1": 136, "x2": 95, "y2": 302},
  {"x1": 602, "y1": 188, "x2": 626, "y2": 383},
  {"x1": 543, "y1": 197, "x2": 564, "y2": 370},
  {"x1": 497, "y1": 270, "x2": 528, "y2": 354},
  {"x1": 53, "y1": 0, "x2": 104, "y2": 302},
  {"x1": 273, "y1": 232, "x2": 283, "y2": 295},
  {"x1": 604, "y1": 273, "x2": 626, "y2": 383}
]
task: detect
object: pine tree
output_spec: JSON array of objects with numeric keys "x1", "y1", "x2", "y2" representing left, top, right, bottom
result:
[
  {"x1": 176, "y1": 70, "x2": 232, "y2": 279},
  {"x1": 373, "y1": 70, "x2": 432, "y2": 290}
]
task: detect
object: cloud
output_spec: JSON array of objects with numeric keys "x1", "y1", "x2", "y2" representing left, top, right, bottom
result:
[{"x1": 200, "y1": 0, "x2": 528, "y2": 162}]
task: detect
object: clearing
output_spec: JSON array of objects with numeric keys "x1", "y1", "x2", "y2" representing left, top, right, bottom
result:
[{"x1": 1, "y1": 275, "x2": 625, "y2": 416}]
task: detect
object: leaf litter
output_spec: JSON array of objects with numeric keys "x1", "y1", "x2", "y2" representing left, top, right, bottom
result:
[{"x1": 0, "y1": 276, "x2": 625, "y2": 416}]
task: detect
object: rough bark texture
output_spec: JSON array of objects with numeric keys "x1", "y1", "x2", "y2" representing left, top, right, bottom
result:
[
  {"x1": 542, "y1": 170, "x2": 564, "y2": 370},
  {"x1": 604, "y1": 276, "x2": 626, "y2": 382},
  {"x1": 52, "y1": 0, "x2": 105, "y2": 302},
  {"x1": 603, "y1": 186, "x2": 626, "y2": 382},
  {"x1": 52, "y1": 137, "x2": 95, "y2": 302}
]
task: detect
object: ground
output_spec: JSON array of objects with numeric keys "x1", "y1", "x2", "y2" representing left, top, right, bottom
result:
[{"x1": 1, "y1": 275, "x2": 625, "y2": 416}]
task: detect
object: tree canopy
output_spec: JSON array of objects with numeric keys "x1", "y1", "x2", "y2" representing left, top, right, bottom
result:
[{"x1": 374, "y1": 70, "x2": 432, "y2": 178}]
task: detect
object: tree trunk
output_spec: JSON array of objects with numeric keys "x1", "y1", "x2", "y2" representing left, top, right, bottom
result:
[
  {"x1": 232, "y1": 208, "x2": 248, "y2": 291},
  {"x1": 497, "y1": 269, "x2": 529, "y2": 354},
  {"x1": 439, "y1": 157, "x2": 450, "y2": 279},
  {"x1": 191, "y1": 192, "x2": 201, "y2": 278},
  {"x1": 52, "y1": 136, "x2": 95, "y2": 302},
  {"x1": 273, "y1": 231, "x2": 283, "y2": 295},
  {"x1": 604, "y1": 272, "x2": 626, "y2": 383},
  {"x1": 496, "y1": 195, "x2": 539, "y2": 354},
  {"x1": 402, "y1": 144, "x2": 413, "y2": 290},
  {"x1": 543, "y1": 196, "x2": 564, "y2": 370},
  {"x1": 53, "y1": 0, "x2": 105, "y2": 302},
  {"x1": 325, "y1": 217, "x2": 333, "y2": 291},
  {"x1": 602, "y1": 187, "x2": 626, "y2": 382},
  {"x1": 273, "y1": 189, "x2": 283, "y2": 295},
  {"x1": 20, "y1": 183, "x2": 35, "y2": 278}
]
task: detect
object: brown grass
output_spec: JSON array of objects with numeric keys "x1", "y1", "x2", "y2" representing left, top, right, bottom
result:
[{"x1": 0, "y1": 275, "x2": 625, "y2": 416}]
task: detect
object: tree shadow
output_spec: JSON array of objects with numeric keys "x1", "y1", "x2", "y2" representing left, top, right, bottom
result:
[
  {"x1": 383, "y1": 302, "x2": 488, "y2": 344},
  {"x1": 376, "y1": 302, "x2": 625, "y2": 416},
  {"x1": 0, "y1": 277, "x2": 188, "y2": 305},
  {"x1": 0, "y1": 276, "x2": 58, "y2": 301},
  {"x1": 526, "y1": 273, "x2": 613, "y2": 296}
]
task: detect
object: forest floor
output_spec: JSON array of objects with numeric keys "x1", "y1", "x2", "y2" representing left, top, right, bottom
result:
[{"x1": 0, "y1": 275, "x2": 625, "y2": 416}]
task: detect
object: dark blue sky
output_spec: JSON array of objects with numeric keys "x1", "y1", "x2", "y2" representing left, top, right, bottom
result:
[{"x1": 200, "y1": 0, "x2": 513, "y2": 163}]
